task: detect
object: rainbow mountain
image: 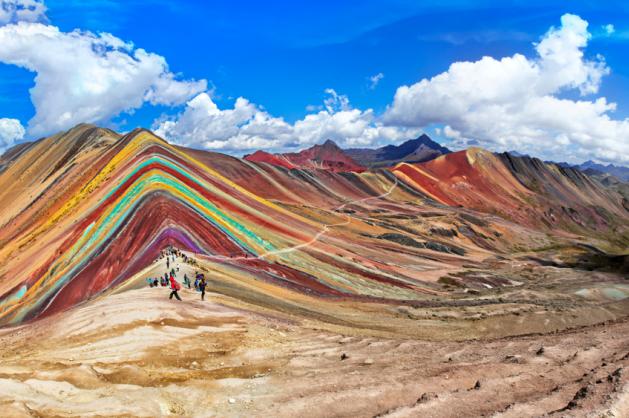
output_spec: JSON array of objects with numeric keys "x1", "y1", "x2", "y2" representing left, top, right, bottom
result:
[{"x1": 0, "y1": 124, "x2": 627, "y2": 326}]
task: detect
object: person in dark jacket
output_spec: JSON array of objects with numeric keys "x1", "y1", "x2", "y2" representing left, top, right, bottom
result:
[
  {"x1": 169, "y1": 274, "x2": 182, "y2": 301},
  {"x1": 199, "y1": 275, "x2": 207, "y2": 301}
]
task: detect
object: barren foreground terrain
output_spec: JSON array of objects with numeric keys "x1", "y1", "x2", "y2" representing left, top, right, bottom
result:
[{"x1": 0, "y1": 259, "x2": 627, "y2": 417}]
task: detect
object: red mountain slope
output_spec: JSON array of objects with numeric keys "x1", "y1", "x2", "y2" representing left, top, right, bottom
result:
[
  {"x1": 392, "y1": 148, "x2": 627, "y2": 232},
  {"x1": 245, "y1": 140, "x2": 365, "y2": 172},
  {"x1": 244, "y1": 150, "x2": 297, "y2": 170}
]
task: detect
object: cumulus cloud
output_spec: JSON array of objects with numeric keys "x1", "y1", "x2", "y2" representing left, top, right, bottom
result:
[
  {"x1": 0, "y1": 21, "x2": 206, "y2": 136},
  {"x1": 154, "y1": 13, "x2": 628, "y2": 164},
  {"x1": 0, "y1": 0, "x2": 46, "y2": 25},
  {"x1": 385, "y1": 14, "x2": 628, "y2": 164},
  {"x1": 2, "y1": 7, "x2": 624, "y2": 166},
  {"x1": 154, "y1": 93, "x2": 294, "y2": 151},
  {"x1": 154, "y1": 90, "x2": 418, "y2": 152},
  {"x1": 603, "y1": 24, "x2": 615, "y2": 35},
  {"x1": 0, "y1": 117, "x2": 25, "y2": 152},
  {"x1": 368, "y1": 72, "x2": 384, "y2": 90}
]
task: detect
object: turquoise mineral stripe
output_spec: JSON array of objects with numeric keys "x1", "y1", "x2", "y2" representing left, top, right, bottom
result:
[
  {"x1": 14, "y1": 171, "x2": 274, "y2": 324},
  {"x1": 102, "y1": 154, "x2": 225, "y2": 203},
  {"x1": 66, "y1": 174, "x2": 260, "y2": 284},
  {"x1": 95, "y1": 172, "x2": 271, "y2": 252},
  {"x1": 42, "y1": 222, "x2": 94, "y2": 287},
  {"x1": 99, "y1": 155, "x2": 273, "y2": 250},
  {"x1": 0, "y1": 285, "x2": 27, "y2": 314}
]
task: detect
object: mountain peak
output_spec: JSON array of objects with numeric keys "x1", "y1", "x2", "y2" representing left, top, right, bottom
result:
[
  {"x1": 403, "y1": 134, "x2": 449, "y2": 151},
  {"x1": 345, "y1": 133, "x2": 450, "y2": 168},
  {"x1": 245, "y1": 139, "x2": 364, "y2": 172},
  {"x1": 576, "y1": 159, "x2": 629, "y2": 181},
  {"x1": 416, "y1": 133, "x2": 433, "y2": 142},
  {"x1": 321, "y1": 139, "x2": 340, "y2": 148}
]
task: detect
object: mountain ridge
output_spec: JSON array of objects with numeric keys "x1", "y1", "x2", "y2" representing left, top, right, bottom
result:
[
  {"x1": 0, "y1": 124, "x2": 627, "y2": 327},
  {"x1": 243, "y1": 133, "x2": 451, "y2": 171},
  {"x1": 577, "y1": 160, "x2": 629, "y2": 181},
  {"x1": 244, "y1": 139, "x2": 366, "y2": 172},
  {"x1": 345, "y1": 134, "x2": 451, "y2": 168}
]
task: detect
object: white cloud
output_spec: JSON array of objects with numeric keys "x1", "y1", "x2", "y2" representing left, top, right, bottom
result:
[
  {"x1": 0, "y1": 117, "x2": 25, "y2": 152},
  {"x1": 2, "y1": 8, "x2": 624, "y2": 166},
  {"x1": 323, "y1": 88, "x2": 350, "y2": 112},
  {"x1": 305, "y1": 104, "x2": 323, "y2": 112},
  {"x1": 535, "y1": 14, "x2": 607, "y2": 95},
  {"x1": 154, "y1": 93, "x2": 294, "y2": 151},
  {"x1": 384, "y1": 13, "x2": 629, "y2": 165},
  {"x1": 443, "y1": 125, "x2": 461, "y2": 140},
  {"x1": 0, "y1": 21, "x2": 206, "y2": 136},
  {"x1": 154, "y1": 90, "x2": 418, "y2": 152},
  {"x1": 0, "y1": 0, "x2": 46, "y2": 25},
  {"x1": 368, "y1": 72, "x2": 384, "y2": 89},
  {"x1": 603, "y1": 24, "x2": 615, "y2": 35}
]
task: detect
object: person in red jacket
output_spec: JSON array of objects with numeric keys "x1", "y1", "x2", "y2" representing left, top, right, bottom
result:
[{"x1": 169, "y1": 274, "x2": 182, "y2": 301}]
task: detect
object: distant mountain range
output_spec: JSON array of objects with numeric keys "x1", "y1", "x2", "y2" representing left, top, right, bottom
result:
[
  {"x1": 245, "y1": 137, "x2": 629, "y2": 183},
  {"x1": 244, "y1": 139, "x2": 366, "y2": 172},
  {"x1": 245, "y1": 134, "x2": 451, "y2": 172},
  {"x1": 576, "y1": 161, "x2": 629, "y2": 182},
  {"x1": 345, "y1": 134, "x2": 451, "y2": 168},
  {"x1": 506, "y1": 152, "x2": 629, "y2": 183}
]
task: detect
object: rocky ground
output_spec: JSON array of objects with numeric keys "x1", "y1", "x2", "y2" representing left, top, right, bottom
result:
[{"x1": 0, "y1": 255, "x2": 627, "y2": 417}]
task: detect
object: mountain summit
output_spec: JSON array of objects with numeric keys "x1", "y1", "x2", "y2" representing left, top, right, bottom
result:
[
  {"x1": 576, "y1": 160, "x2": 629, "y2": 182},
  {"x1": 244, "y1": 139, "x2": 365, "y2": 172},
  {"x1": 245, "y1": 134, "x2": 449, "y2": 172},
  {"x1": 345, "y1": 134, "x2": 450, "y2": 168}
]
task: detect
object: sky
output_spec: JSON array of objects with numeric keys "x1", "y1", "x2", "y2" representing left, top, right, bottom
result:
[{"x1": 0, "y1": 0, "x2": 628, "y2": 165}]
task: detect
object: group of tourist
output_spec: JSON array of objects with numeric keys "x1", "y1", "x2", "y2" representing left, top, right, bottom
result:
[{"x1": 145, "y1": 246, "x2": 207, "y2": 301}]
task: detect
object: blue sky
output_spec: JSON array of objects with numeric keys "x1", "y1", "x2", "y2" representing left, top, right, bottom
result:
[{"x1": 0, "y1": 0, "x2": 628, "y2": 164}]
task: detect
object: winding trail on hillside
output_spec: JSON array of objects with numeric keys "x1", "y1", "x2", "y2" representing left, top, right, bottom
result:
[{"x1": 203, "y1": 177, "x2": 399, "y2": 262}]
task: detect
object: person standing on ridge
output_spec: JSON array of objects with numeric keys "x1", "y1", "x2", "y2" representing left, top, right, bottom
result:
[{"x1": 169, "y1": 274, "x2": 182, "y2": 301}]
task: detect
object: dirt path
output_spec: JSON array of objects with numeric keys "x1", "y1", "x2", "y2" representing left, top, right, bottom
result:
[{"x1": 203, "y1": 178, "x2": 399, "y2": 262}]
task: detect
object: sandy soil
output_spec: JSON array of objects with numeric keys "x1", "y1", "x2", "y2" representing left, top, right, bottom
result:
[{"x1": 0, "y1": 274, "x2": 627, "y2": 417}]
